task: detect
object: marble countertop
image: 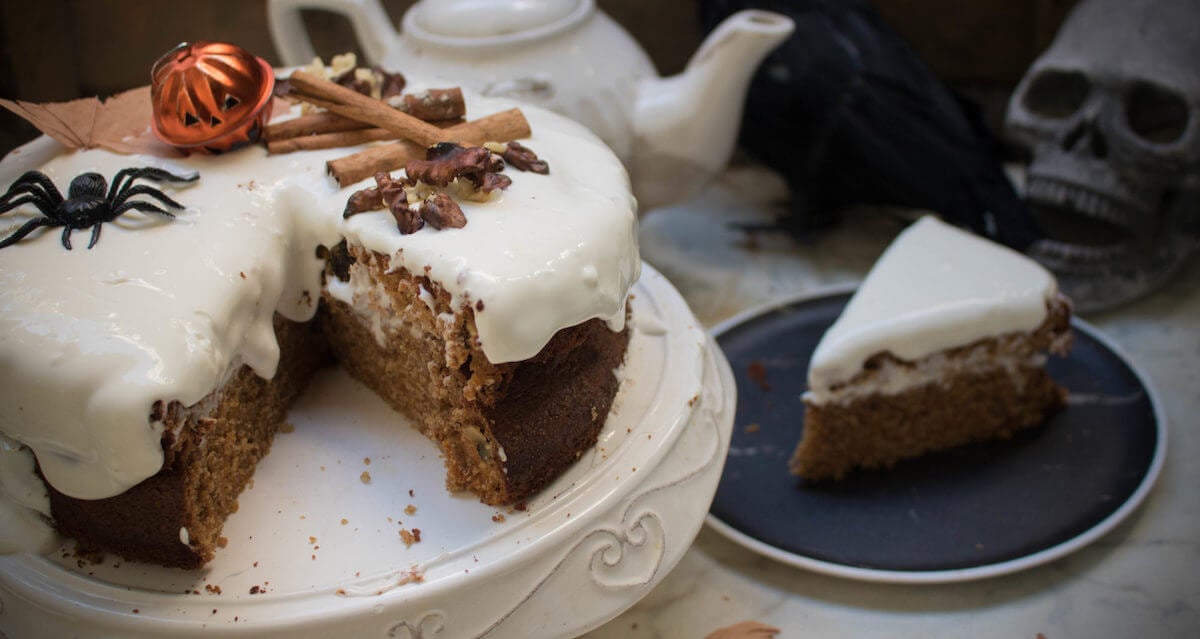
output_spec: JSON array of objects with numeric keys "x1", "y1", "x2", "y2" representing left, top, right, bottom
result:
[{"x1": 585, "y1": 166, "x2": 1199, "y2": 639}]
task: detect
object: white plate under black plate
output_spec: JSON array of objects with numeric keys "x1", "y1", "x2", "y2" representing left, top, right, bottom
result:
[{"x1": 705, "y1": 286, "x2": 1167, "y2": 584}]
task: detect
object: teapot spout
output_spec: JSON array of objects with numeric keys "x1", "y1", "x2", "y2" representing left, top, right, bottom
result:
[{"x1": 630, "y1": 10, "x2": 793, "y2": 211}]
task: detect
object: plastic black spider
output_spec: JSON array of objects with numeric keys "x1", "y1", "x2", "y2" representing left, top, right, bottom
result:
[{"x1": 0, "y1": 167, "x2": 199, "y2": 250}]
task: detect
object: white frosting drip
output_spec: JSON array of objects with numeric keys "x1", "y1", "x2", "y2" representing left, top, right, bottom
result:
[
  {"x1": 807, "y1": 216, "x2": 1057, "y2": 403},
  {"x1": 341, "y1": 98, "x2": 639, "y2": 362},
  {"x1": 0, "y1": 436, "x2": 56, "y2": 554},
  {"x1": 0, "y1": 84, "x2": 639, "y2": 554}
]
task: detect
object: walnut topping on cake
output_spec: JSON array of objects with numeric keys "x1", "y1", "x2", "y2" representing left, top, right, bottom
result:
[
  {"x1": 342, "y1": 141, "x2": 548, "y2": 235},
  {"x1": 487, "y1": 140, "x2": 550, "y2": 174},
  {"x1": 299, "y1": 52, "x2": 406, "y2": 102},
  {"x1": 406, "y1": 142, "x2": 508, "y2": 192}
]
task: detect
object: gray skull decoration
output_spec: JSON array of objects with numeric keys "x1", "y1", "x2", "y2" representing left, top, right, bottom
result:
[{"x1": 1005, "y1": 0, "x2": 1200, "y2": 312}]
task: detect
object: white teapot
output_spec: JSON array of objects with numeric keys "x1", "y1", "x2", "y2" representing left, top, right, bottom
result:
[{"x1": 268, "y1": 0, "x2": 793, "y2": 209}]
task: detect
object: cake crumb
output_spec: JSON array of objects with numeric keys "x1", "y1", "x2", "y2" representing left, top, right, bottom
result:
[
  {"x1": 492, "y1": 513, "x2": 506, "y2": 523},
  {"x1": 363, "y1": 457, "x2": 371, "y2": 465},
  {"x1": 746, "y1": 360, "x2": 771, "y2": 391},
  {"x1": 205, "y1": 584, "x2": 222, "y2": 594},
  {"x1": 409, "y1": 489, "x2": 414, "y2": 497},
  {"x1": 744, "y1": 423, "x2": 761, "y2": 434},
  {"x1": 396, "y1": 565, "x2": 425, "y2": 586},
  {"x1": 398, "y1": 527, "x2": 422, "y2": 547},
  {"x1": 341, "y1": 518, "x2": 349, "y2": 525},
  {"x1": 249, "y1": 585, "x2": 261, "y2": 595},
  {"x1": 336, "y1": 588, "x2": 347, "y2": 596},
  {"x1": 360, "y1": 471, "x2": 371, "y2": 484},
  {"x1": 404, "y1": 504, "x2": 417, "y2": 515},
  {"x1": 513, "y1": 502, "x2": 528, "y2": 512},
  {"x1": 217, "y1": 536, "x2": 228, "y2": 548},
  {"x1": 279, "y1": 422, "x2": 295, "y2": 433},
  {"x1": 308, "y1": 536, "x2": 317, "y2": 544}
]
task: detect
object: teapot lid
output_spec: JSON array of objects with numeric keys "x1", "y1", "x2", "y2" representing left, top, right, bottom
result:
[{"x1": 407, "y1": 0, "x2": 590, "y2": 44}]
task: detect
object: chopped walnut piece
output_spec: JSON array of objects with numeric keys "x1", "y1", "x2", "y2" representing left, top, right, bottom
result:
[
  {"x1": 390, "y1": 199, "x2": 425, "y2": 234},
  {"x1": 340, "y1": 138, "x2": 542, "y2": 236},
  {"x1": 419, "y1": 192, "x2": 467, "y2": 229},
  {"x1": 379, "y1": 69, "x2": 407, "y2": 99},
  {"x1": 407, "y1": 142, "x2": 493, "y2": 187},
  {"x1": 480, "y1": 172, "x2": 512, "y2": 194},
  {"x1": 332, "y1": 68, "x2": 374, "y2": 97},
  {"x1": 329, "y1": 60, "x2": 406, "y2": 100},
  {"x1": 500, "y1": 140, "x2": 550, "y2": 174},
  {"x1": 343, "y1": 186, "x2": 382, "y2": 218}
]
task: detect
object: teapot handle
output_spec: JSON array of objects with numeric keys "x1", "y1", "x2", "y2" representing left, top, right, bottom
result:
[{"x1": 267, "y1": 0, "x2": 397, "y2": 66}]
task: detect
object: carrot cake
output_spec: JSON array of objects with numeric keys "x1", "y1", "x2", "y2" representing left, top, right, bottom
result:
[
  {"x1": 791, "y1": 216, "x2": 1073, "y2": 480},
  {"x1": 0, "y1": 83, "x2": 639, "y2": 568}
]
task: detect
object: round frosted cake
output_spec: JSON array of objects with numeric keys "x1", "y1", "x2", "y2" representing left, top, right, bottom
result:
[{"x1": 0, "y1": 83, "x2": 640, "y2": 568}]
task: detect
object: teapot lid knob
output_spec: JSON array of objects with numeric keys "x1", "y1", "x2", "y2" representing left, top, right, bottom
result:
[{"x1": 413, "y1": 0, "x2": 583, "y2": 38}]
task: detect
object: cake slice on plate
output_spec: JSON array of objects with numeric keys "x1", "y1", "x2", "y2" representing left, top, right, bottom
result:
[{"x1": 791, "y1": 216, "x2": 1073, "y2": 480}]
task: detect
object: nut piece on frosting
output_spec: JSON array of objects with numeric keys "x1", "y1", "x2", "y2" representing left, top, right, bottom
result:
[
  {"x1": 487, "y1": 140, "x2": 550, "y2": 174},
  {"x1": 342, "y1": 141, "x2": 549, "y2": 235}
]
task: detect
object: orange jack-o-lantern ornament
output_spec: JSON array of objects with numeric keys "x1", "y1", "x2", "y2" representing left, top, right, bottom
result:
[{"x1": 151, "y1": 41, "x2": 275, "y2": 154}]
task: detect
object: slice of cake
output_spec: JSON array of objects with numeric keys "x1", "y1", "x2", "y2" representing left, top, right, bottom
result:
[
  {"x1": 791, "y1": 216, "x2": 1073, "y2": 480},
  {"x1": 0, "y1": 80, "x2": 639, "y2": 567}
]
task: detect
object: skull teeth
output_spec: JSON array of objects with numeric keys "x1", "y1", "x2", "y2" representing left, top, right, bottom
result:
[
  {"x1": 1025, "y1": 178, "x2": 1134, "y2": 230},
  {"x1": 1029, "y1": 237, "x2": 1127, "y2": 264}
]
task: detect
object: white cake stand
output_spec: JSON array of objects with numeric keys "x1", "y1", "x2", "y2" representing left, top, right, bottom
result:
[{"x1": 0, "y1": 263, "x2": 735, "y2": 639}]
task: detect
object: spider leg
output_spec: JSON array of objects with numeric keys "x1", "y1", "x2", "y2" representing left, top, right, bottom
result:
[
  {"x1": 0, "y1": 217, "x2": 55, "y2": 249},
  {"x1": 109, "y1": 167, "x2": 198, "y2": 202},
  {"x1": 61, "y1": 225, "x2": 75, "y2": 250},
  {"x1": 111, "y1": 184, "x2": 188, "y2": 211},
  {"x1": 1, "y1": 184, "x2": 57, "y2": 218},
  {"x1": 0, "y1": 193, "x2": 55, "y2": 217},
  {"x1": 113, "y1": 200, "x2": 177, "y2": 219},
  {"x1": 87, "y1": 222, "x2": 103, "y2": 249},
  {"x1": 4, "y1": 171, "x2": 64, "y2": 204}
]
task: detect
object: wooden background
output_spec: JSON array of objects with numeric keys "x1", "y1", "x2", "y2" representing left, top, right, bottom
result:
[{"x1": 0, "y1": 0, "x2": 1077, "y2": 155}]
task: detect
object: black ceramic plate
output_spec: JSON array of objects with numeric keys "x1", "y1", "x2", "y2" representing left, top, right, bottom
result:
[{"x1": 707, "y1": 286, "x2": 1166, "y2": 583}]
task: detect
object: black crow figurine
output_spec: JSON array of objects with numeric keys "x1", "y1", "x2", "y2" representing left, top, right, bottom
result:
[{"x1": 697, "y1": 0, "x2": 1040, "y2": 250}]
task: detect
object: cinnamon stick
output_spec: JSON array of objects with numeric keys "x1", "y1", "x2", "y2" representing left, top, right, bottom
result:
[
  {"x1": 288, "y1": 70, "x2": 446, "y2": 147},
  {"x1": 327, "y1": 108, "x2": 532, "y2": 186},
  {"x1": 264, "y1": 112, "x2": 369, "y2": 141},
  {"x1": 268, "y1": 128, "x2": 399, "y2": 154},
  {"x1": 268, "y1": 118, "x2": 468, "y2": 155},
  {"x1": 393, "y1": 88, "x2": 466, "y2": 122}
]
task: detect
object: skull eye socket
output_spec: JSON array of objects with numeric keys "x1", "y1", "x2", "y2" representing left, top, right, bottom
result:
[
  {"x1": 1125, "y1": 82, "x2": 1189, "y2": 144},
  {"x1": 1022, "y1": 70, "x2": 1090, "y2": 119}
]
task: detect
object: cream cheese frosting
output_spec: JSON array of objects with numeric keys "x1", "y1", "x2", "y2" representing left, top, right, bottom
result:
[
  {"x1": 0, "y1": 87, "x2": 639, "y2": 551},
  {"x1": 806, "y1": 216, "x2": 1057, "y2": 403}
]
